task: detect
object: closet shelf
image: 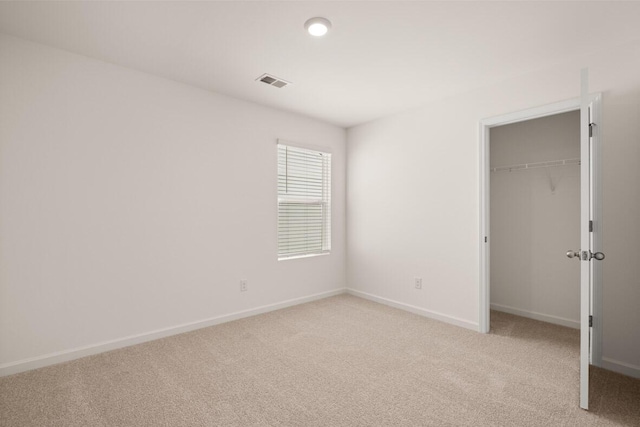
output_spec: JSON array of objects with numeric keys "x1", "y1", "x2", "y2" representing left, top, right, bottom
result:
[{"x1": 491, "y1": 158, "x2": 580, "y2": 173}]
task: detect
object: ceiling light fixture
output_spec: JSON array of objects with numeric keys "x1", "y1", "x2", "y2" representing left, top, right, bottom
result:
[{"x1": 304, "y1": 17, "x2": 331, "y2": 37}]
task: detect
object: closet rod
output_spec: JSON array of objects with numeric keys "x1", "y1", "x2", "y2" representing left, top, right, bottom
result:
[{"x1": 491, "y1": 157, "x2": 580, "y2": 173}]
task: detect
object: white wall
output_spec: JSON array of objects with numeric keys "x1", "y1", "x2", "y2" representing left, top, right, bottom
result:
[
  {"x1": 0, "y1": 35, "x2": 346, "y2": 373},
  {"x1": 347, "y1": 40, "x2": 640, "y2": 376},
  {"x1": 490, "y1": 112, "x2": 581, "y2": 328}
]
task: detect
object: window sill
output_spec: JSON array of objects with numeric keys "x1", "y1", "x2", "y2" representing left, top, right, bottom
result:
[{"x1": 278, "y1": 252, "x2": 330, "y2": 261}]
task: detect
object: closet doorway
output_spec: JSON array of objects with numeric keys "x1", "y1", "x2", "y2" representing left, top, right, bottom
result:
[{"x1": 489, "y1": 111, "x2": 581, "y2": 330}]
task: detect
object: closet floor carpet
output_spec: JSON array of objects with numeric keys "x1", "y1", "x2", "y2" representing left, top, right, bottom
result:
[{"x1": 1, "y1": 294, "x2": 639, "y2": 426}]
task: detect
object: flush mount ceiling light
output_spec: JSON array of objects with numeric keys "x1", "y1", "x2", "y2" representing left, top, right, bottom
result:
[{"x1": 304, "y1": 17, "x2": 331, "y2": 37}]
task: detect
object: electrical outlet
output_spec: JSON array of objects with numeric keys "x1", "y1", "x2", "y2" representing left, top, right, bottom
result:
[
  {"x1": 240, "y1": 280, "x2": 248, "y2": 292},
  {"x1": 414, "y1": 278, "x2": 422, "y2": 289}
]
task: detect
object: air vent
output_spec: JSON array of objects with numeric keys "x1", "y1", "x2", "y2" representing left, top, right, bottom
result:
[{"x1": 256, "y1": 73, "x2": 291, "y2": 88}]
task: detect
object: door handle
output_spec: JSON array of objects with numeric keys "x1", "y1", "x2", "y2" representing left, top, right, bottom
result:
[
  {"x1": 566, "y1": 250, "x2": 605, "y2": 260},
  {"x1": 566, "y1": 250, "x2": 580, "y2": 259}
]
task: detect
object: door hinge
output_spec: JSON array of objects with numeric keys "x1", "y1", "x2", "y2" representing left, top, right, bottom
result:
[
  {"x1": 589, "y1": 123, "x2": 593, "y2": 137},
  {"x1": 589, "y1": 315, "x2": 593, "y2": 327},
  {"x1": 589, "y1": 220, "x2": 593, "y2": 232},
  {"x1": 484, "y1": 236, "x2": 487, "y2": 243}
]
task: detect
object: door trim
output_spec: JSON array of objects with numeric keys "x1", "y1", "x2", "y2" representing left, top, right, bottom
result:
[{"x1": 478, "y1": 95, "x2": 602, "y2": 368}]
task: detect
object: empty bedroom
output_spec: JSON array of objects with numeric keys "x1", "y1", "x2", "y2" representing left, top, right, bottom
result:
[{"x1": 1, "y1": 1, "x2": 639, "y2": 426}]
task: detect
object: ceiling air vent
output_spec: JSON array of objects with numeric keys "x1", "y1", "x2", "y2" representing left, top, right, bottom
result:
[{"x1": 256, "y1": 73, "x2": 291, "y2": 88}]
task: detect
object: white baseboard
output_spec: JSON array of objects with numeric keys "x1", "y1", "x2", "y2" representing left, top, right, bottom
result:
[
  {"x1": 9, "y1": 288, "x2": 634, "y2": 380},
  {"x1": 602, "y1": 357, "x2": 640, "y2": 379},
  {"x1": 347, "y1": 289, "x2": 478, "y2": 331},
  {"x1": 0, "y1": 288, "x2": 347, "y2": 377},
  {"x1": 490, "y1": 303, "x2": 580, "y2": 329}
]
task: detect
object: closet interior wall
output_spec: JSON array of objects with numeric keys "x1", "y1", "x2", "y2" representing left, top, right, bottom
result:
[{"x1": 490, "y1": 111, "x2": 581, "y2": 328}]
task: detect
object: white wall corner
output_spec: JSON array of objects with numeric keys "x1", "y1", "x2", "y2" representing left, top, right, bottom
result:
[{"x1": 347, "y1": 289, "x2": 479, "y2": 332}]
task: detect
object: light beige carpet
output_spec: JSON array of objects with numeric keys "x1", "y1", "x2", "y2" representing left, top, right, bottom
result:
[{"x1": 1, "y1": 294, "x2": 639, "y2": 426}]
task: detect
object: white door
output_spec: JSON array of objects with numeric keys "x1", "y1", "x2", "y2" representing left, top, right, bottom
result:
[
  {"x1": 577, "y1": 69, "x2": 605, "y2": 410},
  {"x1": 579, "y1": 68, "x2": 591, "y2": 410}
]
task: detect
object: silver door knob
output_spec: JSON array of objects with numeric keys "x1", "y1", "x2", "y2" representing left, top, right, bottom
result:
[
  {"x1": 566, "y1": 250, "x2": 580, "y2": 259},
  {"x1": 566, "y1": 250, "x2": 605, "y2": 260}
]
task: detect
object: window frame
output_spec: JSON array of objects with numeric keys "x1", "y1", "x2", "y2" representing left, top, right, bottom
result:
[{"x1": 277, "y1": 140, "x2": 332, "y2": 261}]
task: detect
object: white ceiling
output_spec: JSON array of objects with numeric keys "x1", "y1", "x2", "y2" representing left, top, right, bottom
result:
[{"x1": 1, "y1": 1, "x2": 640, "y2": 128}]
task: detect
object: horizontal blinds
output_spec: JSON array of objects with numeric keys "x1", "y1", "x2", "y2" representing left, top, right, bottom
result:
[{"x1": 278, "y1": 144, "x2": 331, "y2": 259}]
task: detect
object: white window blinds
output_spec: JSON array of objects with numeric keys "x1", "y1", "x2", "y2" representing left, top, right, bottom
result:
[{"x1": 277, "y1": 143, "x2": 331, "y2": 259}]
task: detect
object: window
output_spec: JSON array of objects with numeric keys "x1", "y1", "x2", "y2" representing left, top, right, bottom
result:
[{"x1": 277, "y1": 142, "x2": 331, "y2": 260}]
